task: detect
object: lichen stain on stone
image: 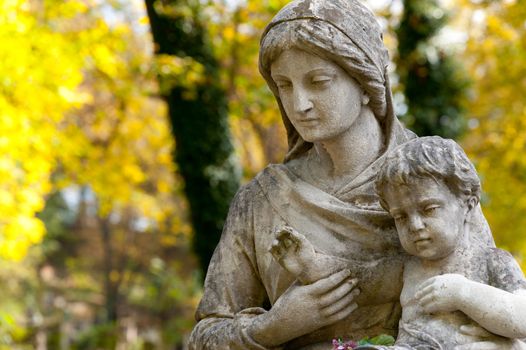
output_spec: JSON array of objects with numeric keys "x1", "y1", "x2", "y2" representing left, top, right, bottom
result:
[
  {"x1": 289, "y1": 0, "x2": 313, "y2": 17},
  {"x1": 286, "y1": 0, "x2": 344, "y2": 22}
]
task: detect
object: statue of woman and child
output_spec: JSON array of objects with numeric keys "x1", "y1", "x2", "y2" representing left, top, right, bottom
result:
[{"x1": 188, "y1": 0, "x2": 526, "y2": 349}]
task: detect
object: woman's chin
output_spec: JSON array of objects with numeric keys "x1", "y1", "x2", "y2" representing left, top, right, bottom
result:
[{"x1": 300, "y1": 132, "x2": 347, "y2": 144}]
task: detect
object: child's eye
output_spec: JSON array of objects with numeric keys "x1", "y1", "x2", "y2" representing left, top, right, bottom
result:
[
  {"x1": 423, "y1": 205, "x2": 440, "y2": 215},
  {"x1": 393, "y1": 213, "x2": 407, "y2": 221}
]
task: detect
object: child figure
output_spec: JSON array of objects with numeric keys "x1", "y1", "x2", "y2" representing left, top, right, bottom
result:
[{"x1": 270, "y1": 136, "x2": 526, "y2": 349}]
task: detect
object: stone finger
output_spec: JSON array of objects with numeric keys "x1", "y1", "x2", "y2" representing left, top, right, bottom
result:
[
  {"x1": 319, "y1": 279, "x2": 359, "y2": 307},
  {"x1": 288, "y1": 228, "x2": 307, "y2": 244},
  {"x1": 326, "y1": 302, "x2": 358, "y2": 324},
  {"x1": 276, "y1": 227, "x2": 293, "y2": 240},
  {"x1": 321, "y1": 290, "x2": 359, "y2": 317},
  {"x1": 270, "y1": 240, "x2": 285, "y2": 258},
  {"x1": 310, "y1": 269, "x2": 351, "y2": 295},
  {"x1": 269, "y1": 243, "x2": 279, "y2": 255},
  {"x1": 282, "y1": 237, "x2": 294, "y2": 249},
  {"x1": 418, "y1": 276, "x2": 437, "y2": 290},
  {"x1": 415, "y1": 285, "x2": 435, "y2": 299},
  {"x1": 418, "y1": 294, "x2": 435, "y2": 308}
]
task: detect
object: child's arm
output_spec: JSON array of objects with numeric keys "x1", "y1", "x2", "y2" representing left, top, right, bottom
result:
[{"x1": 415, "y1": 273, "x2": 526, "y2": 338}]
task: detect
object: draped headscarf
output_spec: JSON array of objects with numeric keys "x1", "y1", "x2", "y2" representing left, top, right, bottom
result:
[{"x1": 259, "y1": 0, "x2": 408, "y2": 161}]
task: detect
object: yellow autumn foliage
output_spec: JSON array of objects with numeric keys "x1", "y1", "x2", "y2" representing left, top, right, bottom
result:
[
  {"x1": 208, "y1": 0, "x2": 290, "y2": 176},
  {"x1": 458, "y1": 1, "x2": 526, "y2": 267},
  {"x1": 0, "y1": 0, "x2": 182, "y2": 261},
  {"x1": 0, "y1": 0, "x2": 85, "y2": 260}
]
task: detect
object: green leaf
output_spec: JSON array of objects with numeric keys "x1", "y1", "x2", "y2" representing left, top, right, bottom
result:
[
  {"x1": 358, "y1": 337, "x2": 370, "y2": 345},
  {"x1": 370, "y1": 334, "x2": 396, "y2": 345}
]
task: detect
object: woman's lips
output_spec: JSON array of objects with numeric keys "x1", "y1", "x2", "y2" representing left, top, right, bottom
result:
[{"x1": 296, "y1": 118, "x2": 319, "y2": 125}]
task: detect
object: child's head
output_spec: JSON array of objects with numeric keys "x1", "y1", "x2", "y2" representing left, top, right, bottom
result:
[{"x1": 375, "y1": 136, "x2": 481, "y2": 260}]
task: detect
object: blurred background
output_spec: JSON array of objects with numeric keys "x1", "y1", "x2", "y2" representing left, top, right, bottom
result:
[{"x1": 0, "y1": 0, "x2": 525, "y2": 348}]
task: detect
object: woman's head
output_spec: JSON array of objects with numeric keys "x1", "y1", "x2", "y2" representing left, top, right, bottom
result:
[
  {"x1": 270, "y1": 47, "x2": 369, "y2": 143},
  {"x1": 259, "y1": 0, "x2": 397, "y2": 160},
  {"x1": 260, "y1": 18, "x2": 388, "y2": 119}
]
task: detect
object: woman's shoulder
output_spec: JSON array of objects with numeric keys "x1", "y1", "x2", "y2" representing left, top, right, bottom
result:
[
  {"x1": 484, "y1": 247, "x2": 526, "y2": 292},
  {"x1": 229, "y1": 162, "x2": 303, "y2": 217},
  {"x1": 224, "y1": 164, "x2": 293, "y2": 237},
  {"x1": 230, "y1": 163, "x2": 288, "y2": 206}
]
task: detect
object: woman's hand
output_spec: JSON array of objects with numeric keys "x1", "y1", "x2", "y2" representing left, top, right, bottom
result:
[{"x1": 248, "y1": 269, "x2": 360, "y2": 347}]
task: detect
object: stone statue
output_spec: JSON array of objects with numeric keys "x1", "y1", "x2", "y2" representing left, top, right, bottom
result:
[
  {"x1": 272, "y1": 136, "x2": 526, "y2": 349},
  {"x1": 187, "y1": 1, "x2": 516, "y2": 349}
]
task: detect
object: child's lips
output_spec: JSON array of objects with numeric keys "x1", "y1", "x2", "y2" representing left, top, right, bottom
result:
[{"x1": 414, "y1": 236, "x2": 432, "y2": 245}]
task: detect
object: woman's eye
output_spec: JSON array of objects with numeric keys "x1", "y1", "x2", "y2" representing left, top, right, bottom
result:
[{"x1": 276, "y1": 81, "x2": 292, "y2": 89}]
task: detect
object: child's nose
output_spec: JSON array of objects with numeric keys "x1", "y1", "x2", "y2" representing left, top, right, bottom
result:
[{"x1": 408, "y1": 215, "x2": 425, "y2": 232}]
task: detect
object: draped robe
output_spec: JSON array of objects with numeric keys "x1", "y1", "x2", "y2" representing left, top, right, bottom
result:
[
  {"x1": 188, "y1": 141, "x2": 494, "y2": 350},
  {"x1": 189, "y1": 1, "x2": 494, "y2": 348}
]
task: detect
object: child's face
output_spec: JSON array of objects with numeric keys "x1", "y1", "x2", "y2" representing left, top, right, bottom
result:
[{"x1": 382, "y1": 177, "x2": 469, "y2": 260}]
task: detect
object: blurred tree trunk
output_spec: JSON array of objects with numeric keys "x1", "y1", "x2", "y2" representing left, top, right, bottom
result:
[
  {"x1": 145, "y1": 0, "x2": 240, "y2": 274},
  {"x1": 100, "y1": 216, "x2": 118, "y2": 323},
  {"x1": 395, "y1": 0, "x2": 469, "y2": 139}
]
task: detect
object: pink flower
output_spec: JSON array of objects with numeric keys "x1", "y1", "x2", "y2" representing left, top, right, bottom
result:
[{"x1": 332, "y1": 338, "x2": 357, "y2": 350}]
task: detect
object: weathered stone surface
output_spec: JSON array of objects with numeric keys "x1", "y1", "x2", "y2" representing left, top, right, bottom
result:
[
  {"x1": 188, "y1": 1, "x2": 526, "y2": 349},
  {"x1": 271, "y1": 137, "x2": 526, "y2": 349}
]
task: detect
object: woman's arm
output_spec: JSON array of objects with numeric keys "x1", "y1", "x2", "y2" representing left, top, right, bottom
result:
[
  {"x1": 188, "y1": 183, "x2": 361, "y2": 349},
  {"x1": 248, "y1": 269, "x2": 359, "y2": 347},
  {"x1": 187, "y1": 184, "x2": 275, "y2": 350}
]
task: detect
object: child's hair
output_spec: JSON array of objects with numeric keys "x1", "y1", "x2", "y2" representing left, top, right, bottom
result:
[{"x1": 375, "y1": 136, "x2": 481, "y2": 210}]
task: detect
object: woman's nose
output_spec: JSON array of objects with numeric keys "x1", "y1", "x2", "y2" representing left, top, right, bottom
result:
[
  {"x1": 293, "y1": 87, "x2": 313, "y2": 114},
  {"x1": 408, "y1": 214, "x2": 425, "y2": 232}
]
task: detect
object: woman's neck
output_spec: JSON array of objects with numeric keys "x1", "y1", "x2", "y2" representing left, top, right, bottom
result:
[{"x1": 314, "y1": 107, "x2": 383, "y2": 180}]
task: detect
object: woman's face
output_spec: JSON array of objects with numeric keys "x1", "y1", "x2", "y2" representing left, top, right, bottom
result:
[{"x1": 270, "y1": 48, "x2": 364, "y2": 143}]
